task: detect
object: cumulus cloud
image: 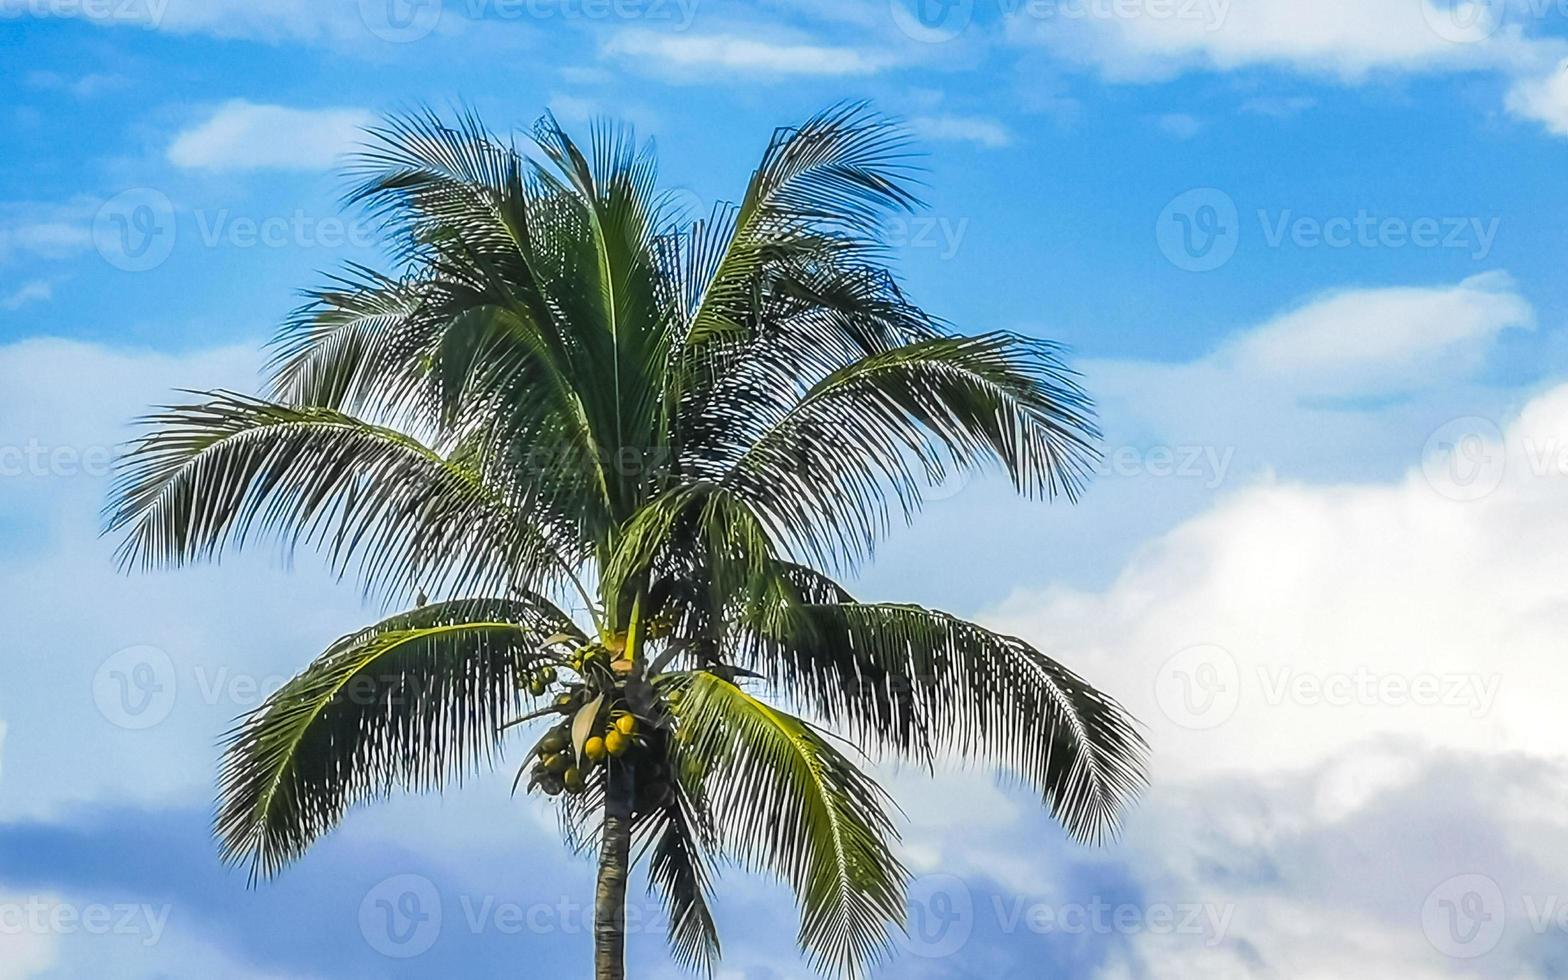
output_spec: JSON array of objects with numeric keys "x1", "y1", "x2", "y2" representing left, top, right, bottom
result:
[
  {"x1": 167, "y1": 101, "x2": 374, "y2": 172},
  {"x1": 932, "y1": 276, "x2": 1568, "y2": 976}
]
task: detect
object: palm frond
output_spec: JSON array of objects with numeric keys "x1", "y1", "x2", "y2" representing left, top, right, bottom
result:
[
  {"x1": 216, "y1": 597, "x2": 581, "y2": 879},
  {"x1": 744, "y1": 589, "x2": 1147, "y2": 843},
  {"x1": 104, "y1": 392, "x2": 578, "y2": 600},
  {"x1": 672, "y1": 672, "x2": 905, "y2": 978},
  {"x1": 638, "y1": 762, "x2": 721, "y2": 976}
]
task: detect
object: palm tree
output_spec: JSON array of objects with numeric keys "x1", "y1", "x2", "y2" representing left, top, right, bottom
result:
[{"x1": 105, "y1": 104, "x2": 1145, "y2": 979}]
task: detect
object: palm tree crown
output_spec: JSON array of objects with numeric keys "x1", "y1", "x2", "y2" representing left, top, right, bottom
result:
[{"x1": 105, "y1": 103, "x2": 1146, "y2": 979}]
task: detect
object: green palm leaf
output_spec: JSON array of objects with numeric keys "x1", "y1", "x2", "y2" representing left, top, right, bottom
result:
[
  {"x1": 217, "y1": 597, "x2": 580, "y2": 879},
  {"x1": 105, "y1": 392, "x2": 577, "y2": 599},
  {"x1": 671, "y1": 672, "x2": 906, "y2": 978}
]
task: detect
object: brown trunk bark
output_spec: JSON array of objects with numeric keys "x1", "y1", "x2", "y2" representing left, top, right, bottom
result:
[{"x1": 594, "y1": 761, "x2": 634, "y2": 980}]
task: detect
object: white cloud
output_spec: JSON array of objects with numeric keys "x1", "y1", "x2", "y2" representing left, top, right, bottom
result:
[
  {"x1": 0, "y1": 280, "x2": 58, "y2": 312},
  {"x1": 602, "y1": 30, "x2": 894, "y2": 77},
  {"x1": 1506, "y1": 57, "x2": 1568, "y2": 135},
  {"x1": 0, "y1": 889, "x2": 58, "y2": 979},
  {"x1": 0, "y1": 199, "x2": 97, "y2": 264},
  {"x1": 1006, "y1": 1, "x2": 1568, "y2": 137},
  {"x1": 908, "y1": 113, "x2": 1015, "y2": 148},
  {"x1": 167, "y1": 101, "x2": 374, "y2": 172},
  {"x1": 1006, "y1": 0, "x2": 1521, "y2": 81},
  {"x1": 1217, "y1": 272, "x2": 1532, "y2": 395},
  {"x1": 914, "y1": 274, "x2": 1568, "y2": 976}
]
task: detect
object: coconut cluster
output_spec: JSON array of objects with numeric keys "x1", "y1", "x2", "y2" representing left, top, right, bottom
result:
[{"x1": 518, "y1": 638, "x2": 679, "y2": 812}]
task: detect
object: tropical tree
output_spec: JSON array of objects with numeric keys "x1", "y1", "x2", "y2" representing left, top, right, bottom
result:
[{"x1": 105, "y1": 104, "x2": 1145, "y2": 979}]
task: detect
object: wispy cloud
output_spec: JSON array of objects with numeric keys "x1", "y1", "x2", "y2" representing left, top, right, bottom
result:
[
  {"x1": 0, "y1": 199, "x2": 96, "y2": 264},
  {"x1": 167, "y1": 101, "x2": 374, "y2": 172},
  {"x1": 0, "y1": 279, "x2": 60, "y2": 312},
  {"x1": 908, "y1": 113, "x2": 1014, "y2": 149},
  {"x1": 1154, "y1": 111, "x2": 1204, "y2": 139},
  {"x1": 602, "y1": 30, "x2": 894, "y2": 77},
  {"x1": 24, "y1": 71, "x2": 127, "y2": 98}
]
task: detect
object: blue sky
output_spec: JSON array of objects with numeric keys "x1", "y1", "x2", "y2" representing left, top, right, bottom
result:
[{"x1": 5, "y1": 0, "x2": 1568, "y2": 976}]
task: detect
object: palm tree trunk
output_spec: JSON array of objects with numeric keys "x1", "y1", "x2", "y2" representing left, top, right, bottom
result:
[{"x1": 594, "y1": 762, "x2": 634, "y2": 980}]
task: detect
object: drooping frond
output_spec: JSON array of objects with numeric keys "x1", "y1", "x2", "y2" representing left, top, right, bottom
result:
[
  {"x1": 740, "y1": 584, "x2": 1146, "y2": 843},
  {"x1": 638, "y1": 762, "x2": 721, "y2": 976},
  {"x1": 216, "y1": 597, "x2": 581, "y2": 879},
  {"x1": 671, "y1": 672, "x2": 906, "y2": 978}
]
